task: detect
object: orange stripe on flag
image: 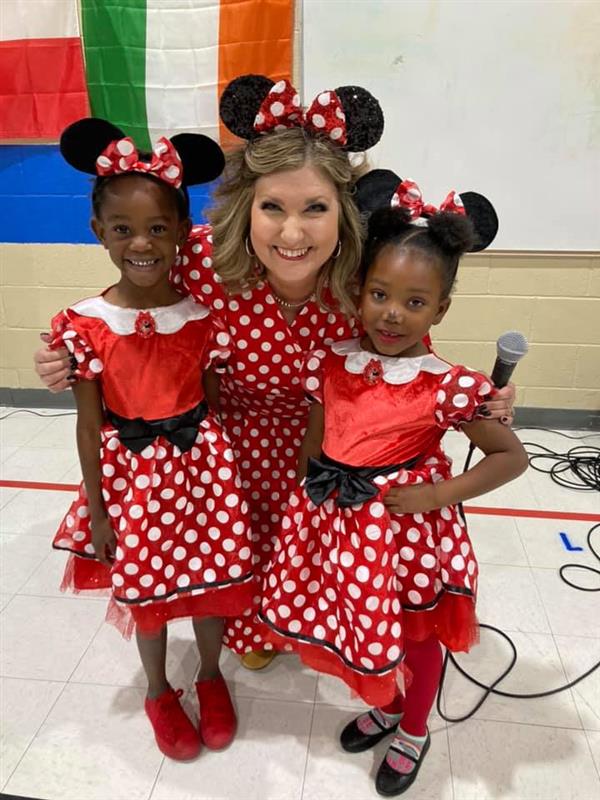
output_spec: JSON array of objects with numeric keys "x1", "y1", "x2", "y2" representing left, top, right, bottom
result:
[
  {"x1": 0, "y1": 37, "x2": 89, "y2": 139},
  {"x1": 218, "y1": 0, "x2": 294, "y2": 148}
]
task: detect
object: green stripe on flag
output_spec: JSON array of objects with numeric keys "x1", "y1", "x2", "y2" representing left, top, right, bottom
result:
[{"x1": 80, "y1": 0, "x2": 151, "y2": 150}]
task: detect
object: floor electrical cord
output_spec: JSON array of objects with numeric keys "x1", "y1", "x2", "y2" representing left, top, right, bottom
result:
[{"x1": 437, "y1": 428, "x2": 600, "y2": 723}]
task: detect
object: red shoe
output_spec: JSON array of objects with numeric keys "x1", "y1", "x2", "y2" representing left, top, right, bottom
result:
[
  {"x1": 195, "y1": 675, "x2": 237, "y2": 750},
  {"x1": 144, "y1": 687, "x2": 202, "y2": 761}
]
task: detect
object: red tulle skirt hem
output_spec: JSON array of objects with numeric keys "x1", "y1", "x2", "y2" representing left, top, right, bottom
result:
[
  {"x1": 59, "y1": 553, "x2": 254, "y2": 639},
  {"x1": 263, "y1": 592, "x2": 478, "y2": 707}
]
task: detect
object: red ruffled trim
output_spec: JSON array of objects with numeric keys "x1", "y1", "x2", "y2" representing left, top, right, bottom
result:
[
  {"x1": 263, "y1": 592, "x2": 477, "y2": 707},
  {"x1": 403, "y1": 592, "x2": 479, "y2": 653},
  {"x1": 59, "y1": 553, "x2": 254, "y2": 640}
]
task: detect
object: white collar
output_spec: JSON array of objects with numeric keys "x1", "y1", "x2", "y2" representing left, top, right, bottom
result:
[
  {"x1": 70, "y1": 295, "x2": 209, "y2": 335},
  {"x1": 331, "y1": 339, "x2": 451, "y2": 384}
]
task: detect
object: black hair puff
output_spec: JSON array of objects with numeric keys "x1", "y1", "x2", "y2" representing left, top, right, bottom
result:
[{"x1": 427, "y1": 212, "x2": 476, "y2": 255}]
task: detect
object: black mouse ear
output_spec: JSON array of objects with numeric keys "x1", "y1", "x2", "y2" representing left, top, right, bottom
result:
[
  {"x1": 334, "y1": 86, "x2": 384, "y2": 152},
  {"x1": 169, "y1": 134, "x2": 225, "y2": 186},
  {"x1": 459, "y1": 192, "x2": 499, "y2": 251},
  {"x1": 219, "y1": 74, "x2": 275, "y2": 140},
  {"x1": 354, "y1": 169, "x2": 402, "y2": 216},
  {"x1": 60, "y1": 117, "x2": 126, "y2": 174}
]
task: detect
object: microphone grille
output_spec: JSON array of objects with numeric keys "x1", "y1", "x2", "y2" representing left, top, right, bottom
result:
[{"x1": 497, "y1": 331, "x2": 529, "y2": 363}]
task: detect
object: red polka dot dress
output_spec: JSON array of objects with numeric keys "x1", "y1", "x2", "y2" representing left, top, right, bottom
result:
[
  {"x1": 51, "y1": 293, "x2": 253, "y2": 638},
  {"x1": 260, "y1": 339, "x2": 493, "y2": 706},
  {"x1": 173, "y1": 226, "x2": 357, "y2": 654}
]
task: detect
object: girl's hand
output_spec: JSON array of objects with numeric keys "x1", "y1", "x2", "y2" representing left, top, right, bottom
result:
[
  {"x1": 479, "y1": 383, "x2": 516, "y2": 426},
  {"x1": 383, "y1": 483, "x2": 439, "y2": 515},
  {"x1": 91, "y1": 517, "x2": 116, "y2": 566},
  {"x1": 35, "y1": 334, "x2": 73, "y2": 392}
]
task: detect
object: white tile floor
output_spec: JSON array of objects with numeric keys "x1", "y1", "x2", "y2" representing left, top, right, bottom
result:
[{"x1": 1, "y1": 408, "x2": 599, "y2": 800}]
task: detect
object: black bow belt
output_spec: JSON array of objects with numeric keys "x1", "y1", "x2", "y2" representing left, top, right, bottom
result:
[
  {"x1": 106, "y1": 401, "x2": 208, "y2": 454},
  {"x1": 305, "y1": 452, "x2": 422, "y2": 508}
]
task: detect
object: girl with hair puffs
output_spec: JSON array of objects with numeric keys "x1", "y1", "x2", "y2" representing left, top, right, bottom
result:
[{"x1": 260, "y1": 197, "x2": 527, "y2": 797}]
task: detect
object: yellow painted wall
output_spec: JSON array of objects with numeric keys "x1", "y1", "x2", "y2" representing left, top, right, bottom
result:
[{"x1": 1, "y1": 244, "x2": 598, "y2": 409}]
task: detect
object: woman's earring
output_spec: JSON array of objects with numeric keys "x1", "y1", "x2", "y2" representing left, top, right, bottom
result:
[
  {"x1": 332, "y1": 240, "x2": 342, "y2": 259},
  {"x1": 245, "y1": 236, "x2": 255, "y2": 258}
]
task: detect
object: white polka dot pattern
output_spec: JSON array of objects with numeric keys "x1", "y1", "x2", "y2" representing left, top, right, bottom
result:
[{"x1": 175, "y1": 226, "x2": 358, "y2": 653}]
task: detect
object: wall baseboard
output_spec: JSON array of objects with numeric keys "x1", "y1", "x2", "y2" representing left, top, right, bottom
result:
[{"x1": 1, "y1": 388, "x2": 598, "y2": 431}]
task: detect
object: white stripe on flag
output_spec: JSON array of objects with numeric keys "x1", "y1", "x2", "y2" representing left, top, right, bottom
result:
[
  {"x1": 1, "y1": 0, "x2": 80, "y2": 41},
  {"x1": 145, "y1": 0, "x2": 220, "y2": 144}
]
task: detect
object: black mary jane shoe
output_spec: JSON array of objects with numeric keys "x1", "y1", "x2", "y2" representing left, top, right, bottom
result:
[
  {"x1": 375, "y1": 731, "x2": 431, "y2": 797},
  {"x1": 340, "y1": 711, "x2": 399, "y2": 754}
]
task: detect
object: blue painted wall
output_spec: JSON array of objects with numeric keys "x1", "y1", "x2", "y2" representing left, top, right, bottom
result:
[{"x1": 0, "y1": 145, "x2": 216, "y2": 244}]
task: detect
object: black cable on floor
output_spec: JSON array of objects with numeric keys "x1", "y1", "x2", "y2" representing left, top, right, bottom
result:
[
  {"x1": 437, "y1": 428, "x2": 600, "y2": 723},
  {"x1": 0, "y1": 408, "x2": 76, "y2": 421}
]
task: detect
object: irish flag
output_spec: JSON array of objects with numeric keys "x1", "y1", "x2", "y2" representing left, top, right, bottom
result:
[{"x1": 1, "y1": 0, "x2": 294, "y2": 145}]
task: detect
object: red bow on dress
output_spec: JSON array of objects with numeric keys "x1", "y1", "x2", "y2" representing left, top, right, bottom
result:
[
  {"x1": 391, "y1": 179, "x2": 465, "y2": 221},
  {"x1": 95, "y1": 136, "x2": 184, "y2": 188},
  {"x1": 253, "y1": 79, "x2": 347, "y2": 145}
]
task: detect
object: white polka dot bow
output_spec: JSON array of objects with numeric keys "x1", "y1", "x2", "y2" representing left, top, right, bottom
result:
[
  {"x1": 95, "y1": 136, "x2": 184, "y2": 188},
  {"x1": 253, "y1": 79, "x2": 347, "y2": 145},
  {"x1": 391, "y1": 179, "x2": 466, "y2": 221}
]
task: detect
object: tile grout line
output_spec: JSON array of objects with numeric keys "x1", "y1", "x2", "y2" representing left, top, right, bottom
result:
[{"x1": 1, "y1": 677, "x2": 70, "y2": 793}]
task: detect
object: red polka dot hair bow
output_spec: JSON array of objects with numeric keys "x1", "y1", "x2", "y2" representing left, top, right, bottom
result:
[
  {"x1": 96, "y1": 136, "x2": 184, "y2": 188},
  {"x1": 220, "y1": 74, "x2": 384, "y2": 153},
  {"x1": 59, "y1": 118, "x2": 226, "y2": 190},
  {"x1": 253, "y1": 79, "x2": 348, "y2": 145},
  {"x1": 391, "y1": 179, "x2": 466, "y2": 222}
]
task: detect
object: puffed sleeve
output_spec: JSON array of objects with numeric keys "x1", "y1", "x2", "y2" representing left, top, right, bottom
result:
[
  {"x1": 301, "y1": 348, "x2": 329, "y2": 404},
  {"x1": 50, "y1": 309, "x2": 103, "y2": 381},
  {"x1": 201, "y1": 316, "x2": 231, "y2": 374},
  {"x1": 434, "y1": 366, "x2": 494, "y2": 430},
  {"x1": 170, "y1": 224, "x2": 228, "y2": 313}
]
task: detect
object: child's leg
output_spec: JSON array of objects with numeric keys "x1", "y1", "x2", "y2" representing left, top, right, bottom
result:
[
  {"x1": 400, "y1": 634, "x2": 443, "y2": 736},
  {"x1": 137, "y1": 625, "x2": 202, "y2": 760},
  {"x1": 192, "y1": 615, "x2": 224, "y2": 680},
  {"x1": 376, "y1": 636, "x2": 443, "y2": 794},
  {"x1": 193, "y1": 615, "x2": 237, "y2": 750},
  {"x1": 136, "y1": 626, "x2": 169, "y2": 698}
]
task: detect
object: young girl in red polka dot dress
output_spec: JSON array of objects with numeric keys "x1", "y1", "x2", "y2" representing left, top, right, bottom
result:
[
  {"x1": 261, "y1": 199, "x2": 528, "y2": 796},
  {"x1": 50, "y1": 119, "x2": 253, "y2": 761}
]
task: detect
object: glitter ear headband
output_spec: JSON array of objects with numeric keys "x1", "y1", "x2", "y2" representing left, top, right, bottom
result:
[{"x1": 219, "y1": 74, "x2": 385, "y2": 153}]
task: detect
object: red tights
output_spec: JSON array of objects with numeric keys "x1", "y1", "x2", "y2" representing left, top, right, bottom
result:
[{"x1": 381, "y1": 635, "x2": 443, "y2": 737}]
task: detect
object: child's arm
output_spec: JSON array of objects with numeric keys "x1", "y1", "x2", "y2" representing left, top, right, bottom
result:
[
  {"x1": 297, "y1": 403, "x2": 324, "y2": 482},
  {"x1": 202, "y1": 368, "x2": 221, "y2": 413},
  {"x1": 384, "y1": 419, "x2": 528, "y2": 514},
  {"x1": 72, "y1": 381, "x2": 116, "y2": 566}
]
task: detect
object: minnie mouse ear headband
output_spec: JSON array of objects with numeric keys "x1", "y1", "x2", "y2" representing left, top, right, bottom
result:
[
  {"x1": 355, "y1": 169, "x2": 499, "y2": 251},
  {"x1": 219, "y1": 74, "x2": 384, "y2": 152},
  {"x1": 59, "y1": 117, "x2": 225, "y2": 188}
]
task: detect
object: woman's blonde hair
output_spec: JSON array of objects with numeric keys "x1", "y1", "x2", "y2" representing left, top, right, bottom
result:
[{"x1": 208, "y1": 128, "x2": 365, "y2": 313}]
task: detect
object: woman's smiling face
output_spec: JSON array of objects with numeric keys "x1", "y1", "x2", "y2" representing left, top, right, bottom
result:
[{"x1": 249, "y1": 164, "x2": 340, "y2": 289}]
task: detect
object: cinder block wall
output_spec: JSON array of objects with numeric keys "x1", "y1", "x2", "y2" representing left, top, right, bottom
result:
[{"x1": 1, "y1": 244, "x2": 598, "y2": 410}]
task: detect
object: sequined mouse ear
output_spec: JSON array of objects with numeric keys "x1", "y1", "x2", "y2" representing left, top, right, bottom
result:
[
  {"x1": 458, "y1": 192, "x2": 499, "y2": 251},
  {"x1": 60, "y1": 117, "x2": 127, "y2": 174},
  {"x1": 354, "y1": 169, "x2": 401, "y2": 215},
  {"x1": 334, "y1": 86, "x2": 384, "y2": 152},
  {"x1": 219, "y1": 74, "x2": 276, "y2": 140},
  {"x1": 169, "y1": 133, "x2": 225, "y2": 186}
]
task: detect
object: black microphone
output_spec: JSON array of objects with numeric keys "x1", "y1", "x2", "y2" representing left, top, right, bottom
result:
[{"x1": 490, "y1": 331, "x2": 529, "y2": 389}]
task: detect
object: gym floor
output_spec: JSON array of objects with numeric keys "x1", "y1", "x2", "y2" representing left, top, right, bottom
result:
[{"x1": 1, "y1": 409, "x2": 599, "y2": 800}]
